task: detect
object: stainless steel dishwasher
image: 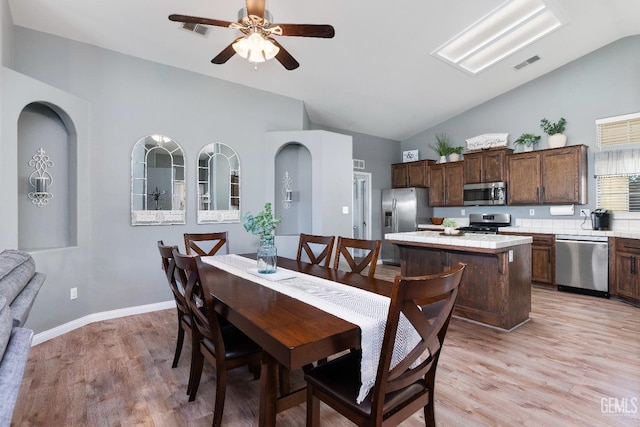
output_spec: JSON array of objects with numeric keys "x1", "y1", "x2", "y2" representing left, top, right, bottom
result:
[{"x1": 556, "y1": 235, "x2": 609, "y2": 297}]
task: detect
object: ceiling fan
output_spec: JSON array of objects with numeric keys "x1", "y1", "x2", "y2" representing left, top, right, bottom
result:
[{"x1": 169, "y1": 0, "x2": 335, "y2": 70}]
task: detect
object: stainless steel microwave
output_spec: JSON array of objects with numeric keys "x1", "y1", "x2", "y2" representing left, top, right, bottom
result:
[{"x1": 463, "y1": 182, "x2": 507, "y2": 206}]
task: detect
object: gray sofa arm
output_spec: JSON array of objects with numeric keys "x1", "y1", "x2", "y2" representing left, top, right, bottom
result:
[
  {"x1": 0, "y1": 327, "x2": 33, "y2": 427},
  {"x1": 10, "y1": 273, "x2": 46, "y2": 327}
]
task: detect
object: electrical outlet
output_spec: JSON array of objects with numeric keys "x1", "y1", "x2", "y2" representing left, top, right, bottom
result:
[
  {"x1": 529, "y1": 209, "x2": 535, "y2": 216},
  {"x1": 580, "y1": 208, "x2": 591, "y2": 217},
  {"x1": 461, "y1": 209, "x2": 466, "y2": 216},
  {"x1": 70, "y1": 287, "x2": 78, "y2": 300}
]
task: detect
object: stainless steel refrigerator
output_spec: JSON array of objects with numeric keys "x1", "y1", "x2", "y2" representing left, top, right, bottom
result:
[{"x1": 381, "y1": 187, "x2": 431, "y2": 265}]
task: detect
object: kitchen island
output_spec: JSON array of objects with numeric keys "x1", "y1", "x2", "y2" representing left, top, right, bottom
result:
[{"x1": 385, "y1": 231, "x2": 533, "y2": 330}]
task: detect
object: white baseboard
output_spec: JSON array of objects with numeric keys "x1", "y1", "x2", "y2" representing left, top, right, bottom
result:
[{"x1": 32, "y1": 300, "x2": 175, "y2": 346}]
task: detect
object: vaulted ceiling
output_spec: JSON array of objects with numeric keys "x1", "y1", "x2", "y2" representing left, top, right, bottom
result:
[{"x1": 8, "y1": 0, "x2": 640, "y2": 140}]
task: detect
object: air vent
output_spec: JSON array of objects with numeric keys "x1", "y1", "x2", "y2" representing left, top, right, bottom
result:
[
  {"x1": 514, "y1": 55, "x2": 541, "y2": 70},
  {"x1": 353, "y1": 159, "x2": 365, "y2": 170},
  {"x1": 181, "y1": 22, "x2": 209, "y2": 36}
]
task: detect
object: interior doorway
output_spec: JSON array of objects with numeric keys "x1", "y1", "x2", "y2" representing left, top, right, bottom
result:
[{"x1": 352, "y1": 172, "x2": 372, "y2": 256}]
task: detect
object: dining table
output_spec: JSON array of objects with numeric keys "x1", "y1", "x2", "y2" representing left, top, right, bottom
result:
[{"x1": 197, "y1": 254, "x2": 395, "y2": 427}]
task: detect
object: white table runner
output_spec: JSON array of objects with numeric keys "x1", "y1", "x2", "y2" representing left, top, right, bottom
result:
[{"x1": 203, "y1": 254, "x2": 420, "y2": 403}]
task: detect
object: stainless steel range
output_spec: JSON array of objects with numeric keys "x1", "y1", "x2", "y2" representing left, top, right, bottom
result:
[{"x1": 457, "y1": 213, "x2": 511, "y2": 234}]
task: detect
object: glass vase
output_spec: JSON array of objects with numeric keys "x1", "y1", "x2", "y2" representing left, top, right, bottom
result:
[{"x1": 257, "y1": 238, "x2": 277, "y2": 274}]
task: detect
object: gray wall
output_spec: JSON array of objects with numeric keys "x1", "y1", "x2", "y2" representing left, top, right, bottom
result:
[
  {"x1": 275, "y1": 143, "x2": 312, "y2": 235},
  {"x1": 402, "y1": 35, "x2": 640, "y2": 221},
  {"x1": 266, "y1": 130, "x2": 354, "y2": 261},
  {"x1": 18, "y1": 103, "x2": 74, "y2": 250},
  {"x1": 9, "y1": 27, "x2": 308, "y2": 333},
  {"x1": 6, "y1": 26, "x2": 359, "y2": 335},
  {"x1": 311, "y1": 124, "x2": 400, "y2": 241},
  {"x1": 1, "y1": 0, "x2": 13, "y2": 68},
  {"x1": 2, "y1": 69, "x2": 92, "y2": 335}
]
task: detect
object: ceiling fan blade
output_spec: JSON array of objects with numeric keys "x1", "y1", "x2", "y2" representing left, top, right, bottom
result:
[
  {"x1": 245, "y1": 0, "x2": 266, "y2": 18},
  {"x1": 269, "y1": 39, "x2": 300, "y2": 70},
  {"x1": 276, "y1": 24, "x2": 335, "y2": 38},
  {"x1": 169, "y1": 14, "x2": 234, "y2": 29},
  {"x1": 211, "y1": 38, "x2": 243, "y2": 64}
]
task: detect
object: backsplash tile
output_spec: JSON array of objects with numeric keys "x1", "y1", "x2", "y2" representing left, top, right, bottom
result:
[{"x1": 507, "y1": 216, "x2": 640, "y2": 238}]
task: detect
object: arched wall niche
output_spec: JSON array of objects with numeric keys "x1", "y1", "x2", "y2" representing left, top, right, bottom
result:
[
  {"x1": 265, "y1": 130, "x2": 353, "y2": 260},
  {"x1": 17, "y1": 101, "x2": 78, "y2": 250},
  {"x1": 274, "y1": 142, "x2": 312, "y2": 235}
]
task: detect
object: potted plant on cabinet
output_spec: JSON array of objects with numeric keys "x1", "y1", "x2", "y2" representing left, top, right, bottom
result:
[
  {"x1": 449, "y1": 146, "x2": 464, "y2": 161},
  {"x1": 242, "y1": 202, "x2": 281, "y2": 273},
  {"x1": 540, "y1": 117, "x2": 567, "y2": 148},
  {"x1": 514, "y1": 133, "x2": 541, "y2": 152},
  {"x1": 430, "y1": 133, "x2": 454, "y2": 163}
]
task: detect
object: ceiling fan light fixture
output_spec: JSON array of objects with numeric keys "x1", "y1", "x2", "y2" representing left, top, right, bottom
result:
[{"x1": 232, "y1": 33, "x2": 280, "y2": 63}]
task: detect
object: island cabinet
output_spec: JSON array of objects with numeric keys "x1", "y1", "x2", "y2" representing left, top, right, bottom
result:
[
  {"x1": 386, "y1": 234, "x2": 532, "y2": 330},
  {"x1": 464, "y1": 148, "x2": 512, "y2": 184},
  {"x1": 391, "y1": 160, "x2": 435, "y2": 188},
  {"x1": 429, "y1": 161, "x2": 464, "y2": 206},
  {"x1": 503, "y1": 232, "x2": 555, "y2": 287},
  {"x1": 610, "y1": 237, "x2": 640, "y2": 303},
  {"x1": 507, "y1": 145, "x2": 588, "y2": 205}
]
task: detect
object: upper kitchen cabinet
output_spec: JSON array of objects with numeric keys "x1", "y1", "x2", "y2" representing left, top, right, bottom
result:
[
  {"x1": 464, "y1": 148, "x2": 512, "y2": 184},
  {"x1": 429, "y1": 161, "x2": 464, "y2": 206},
  {"x1": 391, "y1": 160, "x2": 434, "y2": 188},
  {"x1": 508, "y1": 145, "x2": 588, "y2": 205}
]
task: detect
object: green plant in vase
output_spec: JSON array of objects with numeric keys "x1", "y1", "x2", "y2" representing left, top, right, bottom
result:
[
  {"x1": 449, "y1": 146, "x2": 464, "y2": 161},
  {"x1": 514, "y1": 133, "x2": 541, "y2": 152},
  {"x1": 430, "y1": 133, "x2": 454, "y2": 163},
  {"x1": 540, "y1": 117, "x2": 567, "y2": 148},
  {"x1": 242, "y1": 202, "x2": 281, "y2": 273}
]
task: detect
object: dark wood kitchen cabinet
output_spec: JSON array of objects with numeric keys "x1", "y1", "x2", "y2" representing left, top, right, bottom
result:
[
  {"x1": 391, "y1": 163, "x2": 409, "y2": 188},
  {"x1": 610, "y1": 238, "x2": 640, "y2": 303},
  {"x1": 464, "y1": 148, "x2": 512, "y2": 184},
  {"x1": 429, "y1": 161, "x2": 464, "y2": 206},
  {"x1": 504, "y1": 232, "x2": 555, "y2": 287},
  {"x1": 507, "y1": 145, "x2": 588, "y2": 205},
  {"x1": 391, "y1": 160, "x2": 434, "y2": 188}
]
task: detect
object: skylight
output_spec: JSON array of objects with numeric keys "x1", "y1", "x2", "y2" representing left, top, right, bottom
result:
[{"x1": 431, "y1": 0, "x2": 565, "y2": 74}]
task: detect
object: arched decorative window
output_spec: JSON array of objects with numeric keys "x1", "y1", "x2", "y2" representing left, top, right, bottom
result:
[
  {"x1": 197, "y1": 142, "x2": 241, "y2": 224},
  {"x1": 131, "y1": 135, "x2": 185, "y2": 225}
]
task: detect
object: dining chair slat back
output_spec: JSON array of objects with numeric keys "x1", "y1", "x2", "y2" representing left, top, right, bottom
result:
[
  {"x1": 296, "y1": 233, "x2": 336, "y2": 267},
  {"x1": 175, "y1": 254, "x2": 261, "y2": 426},
  {"x1": 184, "y1": 232, "x2": 229, "y2": 256},
  {"x1": 333, "y1": 236, "x2": 381, "y2": 277},
  {"x1": 157, "y1": 241, "x2": 191, "y2": 370},
  {"x1": 305, "y1": 262, "x2": 466, "y2": 427}
]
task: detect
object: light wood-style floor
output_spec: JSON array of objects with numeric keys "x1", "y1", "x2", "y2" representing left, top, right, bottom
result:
[{"x1": 12, "y1": 265, "x2": 640, "y2": 426}]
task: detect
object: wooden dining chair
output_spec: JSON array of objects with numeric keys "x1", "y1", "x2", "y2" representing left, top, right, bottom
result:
[
  {"x1": 304, "y1": 263, "x2": 466, "y2": 427},
  {"x1": 184, "y1": 232, "x2": 229, "y2": 256},
  {"x1": 176, "y1": 251, "x2": 261, "y2": 426},
  {"x1": 296, "y1": 233, "x2": 336, "y2": 267},
  {"x1": 333, "y1": 236, "x2": 381, "y2": 277},
  {"x1": 157, "y1": 241, "x2": 193, "y2": 371}
]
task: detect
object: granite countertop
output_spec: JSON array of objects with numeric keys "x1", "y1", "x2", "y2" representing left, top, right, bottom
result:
[
  {"x1": 385, "y1": 231, "x2": 532, "y2": 249},
  {"x1": 500, "y1": 226, "x2": 640, "y2": 239},
  {"x1": 417, "y1": 224, "x2": 640, "y2": 239}
]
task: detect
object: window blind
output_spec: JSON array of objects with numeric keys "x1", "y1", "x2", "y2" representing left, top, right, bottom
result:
[
  {"x1": 594, "y1": 113, "x2": 640, "y2": 212},
  {"x1": 596, "y1": 112, "x2": 640, "y2": 148},
  {"x1": 597, "y1": 175, "x2": 640, "y2": 212},
  {"x1": 597, "y1": 176, "x2": 629, "y2": 211}
]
